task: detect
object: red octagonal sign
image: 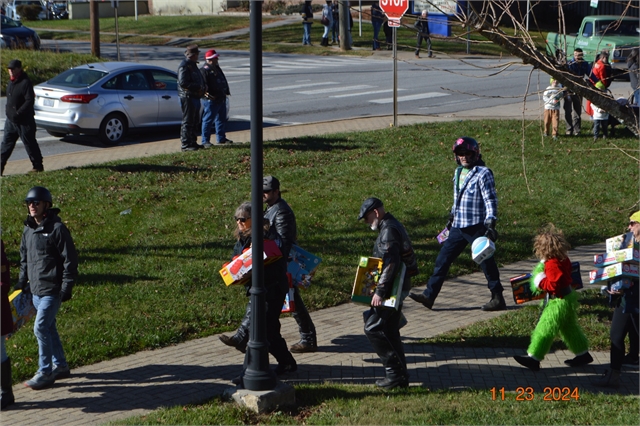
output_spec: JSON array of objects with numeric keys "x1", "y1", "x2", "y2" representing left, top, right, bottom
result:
[{"x1": 379, "y1": 0, "x2": 409, "y2": 20}]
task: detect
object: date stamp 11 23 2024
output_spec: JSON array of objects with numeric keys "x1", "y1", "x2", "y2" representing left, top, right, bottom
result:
[{"x1": 491, "y1": 387, "x2": 580, "y2": 401}]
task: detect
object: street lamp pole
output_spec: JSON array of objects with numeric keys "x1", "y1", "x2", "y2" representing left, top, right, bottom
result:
[{"x1": 242, "y1": 0, "x2": 277, "y2": 392}]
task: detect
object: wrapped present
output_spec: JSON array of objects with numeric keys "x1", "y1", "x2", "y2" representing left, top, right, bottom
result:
[
  {"x1": 510, "y1": 262, "x2": 583, "y2": 304},
  {"x1": 351, "y1": 256, "x2": 406, "y2": 310},
  {"x1": 436, "y1": 227, "x2": 449, "y2": 244},
  {"x1": 219, "y1": 240, "x2": 282, "y2": 286},
  {"x1": 287, "y1": 245, "x2": 322, "y2": 289},
  {"x1": 281, "y1": 277, "x2": 296, "y2": 313},
  {"x1": 606, "y1": 232, "x2": 635, "y2": 253},
  {"x1": 594, "y1": 247, "x2": 640, "y2": 268},
  {"x1": 9, "y1": 290, "x2": 36, "y2": 333},
  {"x1": 589, "y1": 262, "x2": 639, "y2": 284}
]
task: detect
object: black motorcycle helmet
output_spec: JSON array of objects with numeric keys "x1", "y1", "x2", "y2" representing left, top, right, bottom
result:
[
  {"x1": 452, "y1": 136, "x2": 480, "y2": 165},
  {"x1": 25, "y1": 186, "x2": 52, "y2": 207}
]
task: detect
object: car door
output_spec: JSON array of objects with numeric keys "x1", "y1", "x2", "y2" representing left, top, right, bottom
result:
[
  {"x1": 117, "y1": 70, "x2": 158, "y2": 128},
  {"x1": 149, "y1": 69, "x2": 182, "y2": 126}
]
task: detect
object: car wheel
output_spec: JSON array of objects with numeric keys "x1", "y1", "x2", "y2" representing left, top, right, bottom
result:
[
  {"x1": 99, "y1": 113, "x2": 128, "y2": 146},
  {"x1": 46, "y1": 130, "x2": 67, "y2": 138}
]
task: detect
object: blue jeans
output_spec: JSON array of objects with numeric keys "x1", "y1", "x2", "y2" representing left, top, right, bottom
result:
[
  {"x1": 593, "y1": 119, "x2": 608, "y2": 138},
  {"x1": 423, "y1": 223, "x2": 503, "y2": 301},
  {"x1": 33, "y1": 295, "x2": 67, "y2": 374},
  {"x1": 302, "y1": 22, "x2": 312, "y2": 44},
  {"x1": 633, "y1": 88, "x2": 640, "y2": 106},
  {"x1": 201, "y1": 98, "x2": 227, "y2": 144},
  {"x1": 372, "y1": 21, "x2": 382, "y2": 50}
]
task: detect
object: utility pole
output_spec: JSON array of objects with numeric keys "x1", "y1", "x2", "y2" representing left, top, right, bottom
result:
[
  {"x1": 90, "y1": 0, "x2": 100, "y2": 58},
  {"x1": 339, "y1": 0, "x2": 351, "y2": 51}
]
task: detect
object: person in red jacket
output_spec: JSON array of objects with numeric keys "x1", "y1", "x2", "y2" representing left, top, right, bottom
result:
[
  {"x1": 591, "y1": 50, "x2": 613, "y2": 89},
  {"x1": 513, "y1": 224, "x2": 593, "y2": 371},
  {"x1": 1, "y1": 240, "x2": 16, "y2": 410}
]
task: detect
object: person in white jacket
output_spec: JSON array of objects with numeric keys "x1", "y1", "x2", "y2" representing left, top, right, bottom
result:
[
  {"x1": 592, "y1": 98, "x2": 610, "y2": 141},
  {"x1": 542, "y1": 78, "x2": 563, "y2": 139}
]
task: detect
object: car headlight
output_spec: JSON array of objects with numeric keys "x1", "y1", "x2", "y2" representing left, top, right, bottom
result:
[{"x1": 613, "y1": 49, "x2": 621, "y2": 58}]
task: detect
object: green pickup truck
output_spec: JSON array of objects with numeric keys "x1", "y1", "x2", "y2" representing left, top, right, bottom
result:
[{"x1": 546, "y1": 15, "x2": 639, "y2": 71}]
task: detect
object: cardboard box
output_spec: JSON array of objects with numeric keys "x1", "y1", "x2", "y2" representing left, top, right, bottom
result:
[
  {"x1": 510, "y1": 262, "x2": 583, "y2": 304},
  {"x1": 609, "y1": 278, "x2": 634, "y2": 292},
  {"x1": 436, "y1": 227, "x2": 449, "y2": 244},
  {"x1": 351, "y1": 257, "x2": 406, "y2": 310},
  {"x1": 594, "y1": 247, "x2": 640, "y2": 267},
  {"x1": 219, "y1": 240, "x2": 282, "y2": 286},
  {"x1": 9, "y1": 290, "x2": 36, "y2": 333},
  {"x1": 287, "y1": 245, "x2": 322, "y2": 289},
  {"x1": 606, "y1": 232, "x2": 635, "y2": 253},
  {"x1": 281, "y1": 279, "x2": 296, "y2": 313},
  {"x1": 589, "y1": 262, "x2": 639, "y2": 284}
]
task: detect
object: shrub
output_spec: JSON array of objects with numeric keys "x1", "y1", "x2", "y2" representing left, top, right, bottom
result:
[{"x1": 16, "y1": 4, "x2": 42, "y2": 21}]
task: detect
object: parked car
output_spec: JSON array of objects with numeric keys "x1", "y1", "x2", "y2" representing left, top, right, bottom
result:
[
  {"x1": 47, "y1": 1, "x2": 68, "y2": 19},
  {"x1": 5, "y1": 0, "x2": 47, "y2": 21},
  {"x1": 1, "y1": 14, "x2": 41, "y2": 49},
  {"x1": 34, "y1": 62, "x2": 183, "y2": 145}
]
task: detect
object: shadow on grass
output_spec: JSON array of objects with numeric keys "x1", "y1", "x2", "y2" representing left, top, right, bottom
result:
[{"x1": 77, "y1": 273, "x2": 159, "y2": 286}]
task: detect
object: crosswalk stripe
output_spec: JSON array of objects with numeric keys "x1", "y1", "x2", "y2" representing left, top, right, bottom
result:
[
  {"x1": 266, "y1": 82, "x2": 338, "y2": 91},
  {"x1": 370, "y1": 92, "x2": 450, "y2": 104},
  {"x1": 330, "y1": 88, "x2": 406, "y2": 98},
  {"x1": 297, "y1": 85, "x2": 374, "y2": 95}
]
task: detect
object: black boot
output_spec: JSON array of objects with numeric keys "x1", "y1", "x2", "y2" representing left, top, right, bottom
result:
[
  {"x1": 321, "y1": 37, "x2": 329, "y2": 47},
  {"x1": 1, "y1": 358, "x2": 15, "y2": 410},
  {"x1": 219, "y1": 301, "x2": 251, "y2": 353}
]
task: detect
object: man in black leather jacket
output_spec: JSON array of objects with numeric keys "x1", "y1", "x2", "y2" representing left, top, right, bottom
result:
[
  {"x1": 219, "y1": 176, "x2": 319, "y2": 354},
  {"x1": 177, "y1": 45, "x2": 207, "y2": 152},
  {"x1": 358, "y1": 197, "x2": 418, "y2": 390}
]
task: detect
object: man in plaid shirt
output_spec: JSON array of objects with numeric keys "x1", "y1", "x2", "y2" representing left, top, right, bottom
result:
[{"x1": 409, "y1": 137, "x2": 506, "y2": 311}]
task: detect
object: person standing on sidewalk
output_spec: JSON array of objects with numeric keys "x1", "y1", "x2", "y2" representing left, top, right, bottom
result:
[
  {"x1": 320, "y1": 1, "x2": 333, "y2": 47},
  {"x1": 563, "y1": 48, "x2": 591, "y2": 136},
  {"x1": 1, "y1": 240, "x2": 16, "y2": 410},
  {"x1": 627, "y1": 48, "x2": 640, "y2": 106},
  {"x1": 409, "y1": 137, "x2": 505, "y2": 311},
  {"x1": 178, "y1": 45, "x2": 207, "y2": 152},
  {"x1": 200, "y1": 49, "x2": 232, "y2": 148},
  {"x1": 593, "y1": 213, "x2": 640, "y2": 387},
  {"x1": 1, "y1": 59, "x2": 44, "y2": 176},
  {"x1": 16, "y1": 186, "x2": 78, "y2": 390},
  {"x1": 513, "y1": 224, "x2": 593, "y2": 372},
  {"x1": 414, "y1": 10, "x2": 432, "y2": 59},
  {"x1": 370, "y1": 1, "x2": 384, "y2": 51},
  {"x1": 220, "y1": 176, "x2": 318, "y2": 354},
  {"x1": 301, "y1": 1, "x2": 313, "y2": 46},
  {"x1": 358, "y1": 197, "x2": 418, "y2": 390}
]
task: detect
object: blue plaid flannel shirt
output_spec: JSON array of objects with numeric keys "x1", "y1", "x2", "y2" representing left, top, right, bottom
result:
[{"x1": 451, "y1": 165, "x2": 498, "y2": 228}]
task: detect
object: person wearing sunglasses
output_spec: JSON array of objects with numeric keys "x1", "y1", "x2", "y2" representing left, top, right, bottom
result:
[
  {"x1": 228, "y1": 202, "x2": 297, "y2": 383},
  {"x1": 593, "y1": 212, "x2": 640, "y2": 387},
  {"x1": 409, "y1": 136, "x2": 506, "y2": 311},
  {"x1": 14, "y1": 186, "x2": 78, "y2": 390}
]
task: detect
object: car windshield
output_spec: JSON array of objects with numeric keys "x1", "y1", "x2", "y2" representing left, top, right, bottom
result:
[
  {"x1": 47, "y1": 68, "x2": 108, "y2": 87},
  {"x1": 597, "y1": 20, "x2": 639, "y2": 36},
  {"x1": 1, "y1": 15, "x2": 22, "y2": 28}
]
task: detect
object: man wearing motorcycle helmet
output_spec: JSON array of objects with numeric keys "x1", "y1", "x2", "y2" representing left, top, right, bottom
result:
[
  {"x1": 409, "y1": 137, "x2": 506, "y2": 311},
  {"x1": 16, "y1": 186, "x2": 78, "y2": 390}
]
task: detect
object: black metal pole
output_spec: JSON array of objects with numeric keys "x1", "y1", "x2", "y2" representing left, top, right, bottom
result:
[{"x1": 243, "y1": 0, "x2": 276, "y2": 392}]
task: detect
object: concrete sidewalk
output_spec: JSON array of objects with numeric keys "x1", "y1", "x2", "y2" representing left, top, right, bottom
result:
[{"x1": 1, "y1": 243, "x2": 637, "y2": 426}]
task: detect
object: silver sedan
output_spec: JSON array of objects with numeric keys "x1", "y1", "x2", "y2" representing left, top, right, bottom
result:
[{"x1": 34, "y1": 62, "x2": 183, "y2": 145}]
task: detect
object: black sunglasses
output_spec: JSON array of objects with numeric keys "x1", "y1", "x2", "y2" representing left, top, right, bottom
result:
[
  {"x1": 235, "y1": 217, "x2": 249, "y2": 223},
  {"x1": 26, "y1": 200, "x2": 41, "y2": 206},
  {"x1": 630, "y1": 221, "x2": 638, "y2": 226}
]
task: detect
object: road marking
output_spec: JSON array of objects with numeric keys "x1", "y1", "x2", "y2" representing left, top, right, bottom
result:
[
  {"x1": 330, "y1": 88, "x2": 406, "y2": 98},
  {"x1": 266, "y1": 82, "x2": 337, "y2": 91},
  {"x1": 369, "y1": 92, "x2": 450, "y2": 104},
  {"x1": 232, "y1": 115, "x2": 301, "y2": 125},
  {"x1": 418, "y1": 98, "x2": 483, "y2": 109},
  {"x1": 296, "y1": 85, "x2": 374, "y2": 95}
]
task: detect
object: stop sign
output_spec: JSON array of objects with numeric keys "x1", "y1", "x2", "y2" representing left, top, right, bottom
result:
[{"x1": 379, "y1": 0, "x2": 408, "y2": 20}]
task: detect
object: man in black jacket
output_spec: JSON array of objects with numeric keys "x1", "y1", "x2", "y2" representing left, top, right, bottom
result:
[
  {"x1": 16, "y1": 186, "x2": 78, "y2": 390},
  {"x1": 177, "y1": 45, "x2": 207, "y2": 152},
  {"x1": 414, "y1": 10, "x2": 432, "y2": 59},
  {"x1": 1, "y1": 59, "x2": 44, "y2": 175},
  {"x1": 359, "y1": 197, "x2": 418, "y2": 389}
]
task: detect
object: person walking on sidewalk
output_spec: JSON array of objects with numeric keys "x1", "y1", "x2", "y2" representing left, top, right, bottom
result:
[
  {"x1": 593, "y1": 213, "x2": 640, "y2": 387},
  {"x1": 1, "y1": 59, "x2": 44, "y2": 176},
  {"x1": 200, "y1": 49, "x2": 232, "y2": 148},
  {"x1": 409, "y1": 137, "x2": 505, "y2": 311},
  {"x1": 514, "y1": 224, "x2": 593, "y2": 372},
  {"x1": 220, "y1": 176, "x2": 318, "y2": 354},
  {"x1": 1, "y1": 240, "x2": 16, "y2": 410},
  {"x1": 301, "y1": 1, "x2": 313, "y2": 46},
  {"x1": 178, "y1": 45, "x2": 207, "y2": 152},
  {"x1": 358, "y1": 197, "x2": 418, "y2": 390},
  {"x1": 16, "y1": 187, "x2": 78, "y2": 390},
  {"x1": 563, "y1": 48, "x2": 591, "y2": 136},
  {"x1": 414, "y1": 10, "x2": 432, "y2": 59}
]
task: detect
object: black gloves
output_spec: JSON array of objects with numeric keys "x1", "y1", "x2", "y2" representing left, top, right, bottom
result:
[
  {"x1": 60, "y1": 285, "x2": 73, "y2": 302},
  {"x1": 14, "y1": 282, "x2": 30, "y2": 294},
  {"x1": 446, "y1": 212, "x2": 454, "y2": 230},
  {"x1": 484, "y1": 219, "x2": 498, "y2": 242}
]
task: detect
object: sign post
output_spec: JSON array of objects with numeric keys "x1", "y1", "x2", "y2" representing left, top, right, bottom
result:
[
  {"x1": 379, "y1": 0, "x2": 408, "y2": 127},
  {"x1": 111, "y1": 0, "x2": 120, "y2": 61}
]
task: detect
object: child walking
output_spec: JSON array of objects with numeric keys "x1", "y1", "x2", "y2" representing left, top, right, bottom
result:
[
  {"x1": 543, "y1": 78, "x2": 563, "y2": 139},
  {"x1": 514, "y1": 224, "x2": 593, "y2": 371}
]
